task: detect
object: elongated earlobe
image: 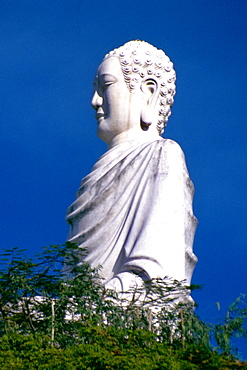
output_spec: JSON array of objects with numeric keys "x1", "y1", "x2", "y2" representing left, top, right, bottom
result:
[{"x1": 140, "y1": 79, "x2": 159, "y2": 129}]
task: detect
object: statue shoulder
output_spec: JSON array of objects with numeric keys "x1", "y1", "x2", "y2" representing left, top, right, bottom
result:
[{"x1": 160, "y1": 138, "x2": 185, "y2": 159}]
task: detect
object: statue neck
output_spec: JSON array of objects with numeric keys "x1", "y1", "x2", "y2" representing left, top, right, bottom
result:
[{"x1": 108, "y1": 127, "x2": 160, "y2": 150}]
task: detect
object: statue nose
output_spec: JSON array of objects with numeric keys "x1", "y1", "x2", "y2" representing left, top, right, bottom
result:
[{"x1": 91, "y1": 91, "x2": 103, "y2": 109}]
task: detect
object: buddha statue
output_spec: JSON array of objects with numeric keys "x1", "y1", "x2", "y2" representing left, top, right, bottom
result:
[{"x1": 66, "y1": 40, "x2": 198, "y2": 293}]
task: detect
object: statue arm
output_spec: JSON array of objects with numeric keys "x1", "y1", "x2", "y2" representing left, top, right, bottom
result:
[{"x1": 105, "y1": 140, "x2": 197, "y2": 291}]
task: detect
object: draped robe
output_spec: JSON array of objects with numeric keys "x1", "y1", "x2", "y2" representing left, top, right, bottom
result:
[{"x1": 66, "y1": 137, "x2": 197, "y2": 289}]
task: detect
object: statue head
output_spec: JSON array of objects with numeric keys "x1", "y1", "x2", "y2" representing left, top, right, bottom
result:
[{"x1": 92, "y1": 40, "x2": 176, "y2": 145}]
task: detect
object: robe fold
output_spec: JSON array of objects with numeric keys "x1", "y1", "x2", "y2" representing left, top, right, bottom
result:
[{"x1": 66, "y1": 137, "x2": 197, "y2": 287}]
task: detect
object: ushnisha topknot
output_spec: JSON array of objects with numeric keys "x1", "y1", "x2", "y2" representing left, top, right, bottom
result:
[{"x1": 103, "y1": 40, "x2": 176, "y2": 135}]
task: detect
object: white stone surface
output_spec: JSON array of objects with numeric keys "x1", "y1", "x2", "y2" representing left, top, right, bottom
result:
[{"x1": 66, "y1": 41, "x2": 197, "y2": 292}]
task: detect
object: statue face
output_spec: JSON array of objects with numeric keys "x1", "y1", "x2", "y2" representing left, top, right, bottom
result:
[{"x1": 91, "y1": 56, "x2": 142, "y2": 144}]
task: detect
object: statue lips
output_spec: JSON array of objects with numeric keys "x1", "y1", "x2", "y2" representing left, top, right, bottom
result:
[{"x1": 96, "y1": 112, "x2": 105, "y2": 123}]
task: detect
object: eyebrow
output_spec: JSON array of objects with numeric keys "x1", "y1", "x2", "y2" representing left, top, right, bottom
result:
[
  {"x1": 99, "y1": 74, "x2": 117, "y2": 83},
  {"x1": 93, "y1": 73, "x2": 117, "y2": 89}
]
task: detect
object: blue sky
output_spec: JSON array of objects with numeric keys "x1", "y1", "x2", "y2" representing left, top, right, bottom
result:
[{"x1": 1, "y1": 0, "x2": 247, "y2": 357}]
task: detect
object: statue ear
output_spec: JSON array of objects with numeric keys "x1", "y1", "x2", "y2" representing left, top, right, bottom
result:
[{"x1": 140, "y1": 79, "x2": 159, "y2": 129}]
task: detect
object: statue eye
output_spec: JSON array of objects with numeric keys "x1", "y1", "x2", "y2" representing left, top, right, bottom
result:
[
  {"x1": 99, "y1": 74, "x2": 117, "y2": 93},
  {"x1": 102, "y1": 81, "x2": 114, "y2": 91}
]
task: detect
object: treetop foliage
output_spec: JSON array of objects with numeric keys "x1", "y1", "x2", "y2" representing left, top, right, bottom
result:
[{"x1": 0, "y1": 243, "x2": 246, "y2": 369}]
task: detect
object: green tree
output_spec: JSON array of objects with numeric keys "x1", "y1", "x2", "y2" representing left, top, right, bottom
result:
[
  {"x1": 214, "y1": 295, "x2": 247, "y2": 356},
  {"x1": 0, "y1": 243, "x2": 247, "y2": 369}
]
